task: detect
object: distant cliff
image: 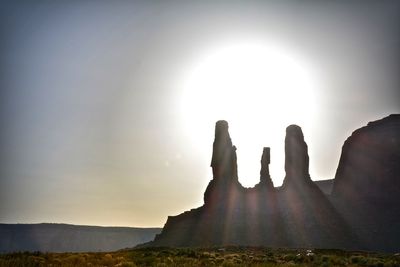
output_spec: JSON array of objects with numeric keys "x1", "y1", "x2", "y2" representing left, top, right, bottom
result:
[
  {"x1": 0, "y1": 223, "x2": 161, "y2": 253},
  {"x1": 144, "y1": 115, "x2": 400, "y2": 252}
]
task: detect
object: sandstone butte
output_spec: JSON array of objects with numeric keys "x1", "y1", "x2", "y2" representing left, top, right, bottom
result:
[{"x1": 142, "y1": 114, "x2": 400, "y2": 252}]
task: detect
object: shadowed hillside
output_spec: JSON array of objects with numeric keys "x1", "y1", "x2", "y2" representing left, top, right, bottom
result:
[
  {"x1": 0, "y1": 223, "x2": 161, "y2": 253},
  {"x1": 144, "y1": 115, "x2": 400, "y2": 252}
]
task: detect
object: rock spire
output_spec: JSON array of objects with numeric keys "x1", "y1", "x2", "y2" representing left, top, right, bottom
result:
[
  {"x1": 282, "y1": 125, "x2": 311, "y2": 187},
  {"x1": 210, "y1": 120, "x2": 238, "y2": 182},
  {"x1": 259, "y1": 147, "x2": 274, "y2": 188},
  {"x1": 146, "y1": 116, "x2": 400, "y2": 252}
]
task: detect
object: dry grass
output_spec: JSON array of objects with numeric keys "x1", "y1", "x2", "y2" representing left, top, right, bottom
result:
[{"x1": 1, "y1": 247, "x2": 399, "y2": 266}]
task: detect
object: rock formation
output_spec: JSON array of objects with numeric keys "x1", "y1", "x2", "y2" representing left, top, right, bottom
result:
[
  {"x1": 258, "y1": 147, "x2": 274, "y2": 189},
  {"x1": 282, "y1": 125, "x2": 312, "y2": 188},
  {"x1": 277, "y1": 125, "x2": 356, "y2": 249},
  {"x1": 332, "y1": 114, "x2": 400, "y2": 203},
  {"x1": 211, "y1": 120, "x2": 238, "y2": 182},
  {"x1": 314, "y1": 179, "x2": 334, "y2": 195},
  {"x1": 204, "y1": 121, "x2": 241, "y2": 207},
  {"x1": 331, "y1": 114, "x2": 400, "y2": 252},
  {"x1": 143, "y1": 115, "x2": 399, "y2": 252}
]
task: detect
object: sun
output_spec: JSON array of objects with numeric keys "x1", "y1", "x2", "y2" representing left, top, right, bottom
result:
[{"x1": 178, "y1": 41, "x2": 318, "y2": 187}]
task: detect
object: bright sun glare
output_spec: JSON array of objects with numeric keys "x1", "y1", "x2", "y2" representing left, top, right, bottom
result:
[{"x1": 179, "y1": 41, "x2": 318, "y2": 187}]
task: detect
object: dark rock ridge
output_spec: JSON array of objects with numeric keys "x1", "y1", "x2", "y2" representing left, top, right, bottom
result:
[
  {"x1": 332, "y1": 114, "x2": 400, "y2": 202},
  {"x1": 144, "y1": 115, "x2": 399, "y2": 252},
  {"x1": 331, "y1": 114, "x2": 400, "y2": 252}
]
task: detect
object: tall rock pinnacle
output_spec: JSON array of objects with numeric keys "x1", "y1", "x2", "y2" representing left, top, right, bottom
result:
[
  {"x1": 204, "y1": 120, "x2": 240, "y2": 206},
  {"x1": 210, "y1": 120, "x2": 238, "y2": 182},
  {"x1": 259, "y1": 147, "x2": 274, "y2": 188},
  {"x1": 282, "y1": 125, "x2": 311, "y2": 187}
]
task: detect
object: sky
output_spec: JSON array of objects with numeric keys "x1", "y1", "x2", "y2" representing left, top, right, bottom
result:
[{"x1": 0, "y1": 1, "x2": 399, "y2": 227}]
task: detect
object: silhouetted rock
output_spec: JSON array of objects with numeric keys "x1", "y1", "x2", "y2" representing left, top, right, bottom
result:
[
  {"x1": 276, "y1": 126, "x2": 357, "y2": 249},
  {"x1": 331, "y1": 114, "x2": 400, "y2": 252},
  {"x1": 332, "y1": 114, "x2": 400, "y2": 203},
  {"x1": 258, "y1": 147, "x2": 274, "y2": 189},
  {"x1": 282, "y1": 125, "x2": 312, "y2": 188},
  {"x1": 211, "y1": 120, "x2": 238, "y2": 182},
  {"x1": 204, "y1": 121, "x2": 242, "y2": 207},
  {"x1": 314, "y1": 179, "x2": 334, "y2": 195},
  {"x1": 144, "y1": 115, "x2": 399, "y2": 252}
]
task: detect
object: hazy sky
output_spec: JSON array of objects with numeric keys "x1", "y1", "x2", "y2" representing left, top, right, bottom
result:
[{"x1": 1, "y1": 1, "x2": 399, "y2": 227}]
